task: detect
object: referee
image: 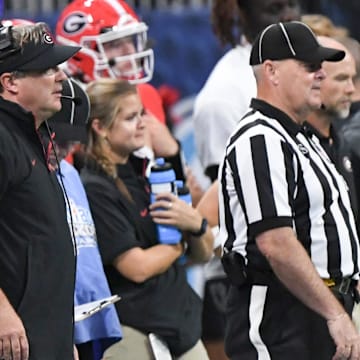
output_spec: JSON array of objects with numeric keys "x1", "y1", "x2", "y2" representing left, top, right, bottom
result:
[{"x1": 219, "y1": 21, "x2": 360, "y2": 360}]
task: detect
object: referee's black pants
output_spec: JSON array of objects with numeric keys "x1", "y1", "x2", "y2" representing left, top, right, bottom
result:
[{"x1": 224, "y1": 278, "x2": 355, "y2": 360}]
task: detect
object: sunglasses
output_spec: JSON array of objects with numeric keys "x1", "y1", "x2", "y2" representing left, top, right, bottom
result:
[{"x1": 299, "y1": 61, "x2": 322, "y2": 73}]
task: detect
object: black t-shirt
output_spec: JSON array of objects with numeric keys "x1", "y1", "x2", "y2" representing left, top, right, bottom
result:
[
  {"x1": 303, "y1": 122, "x2": 358, "y2": 220},
  {"x1": 81, "y1": 161, "x2": 202, "y2": 356}
]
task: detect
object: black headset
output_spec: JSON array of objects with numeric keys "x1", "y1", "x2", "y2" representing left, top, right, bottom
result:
[{"x1": 0, "y1": 22, "x2": 21, "y2": 60}]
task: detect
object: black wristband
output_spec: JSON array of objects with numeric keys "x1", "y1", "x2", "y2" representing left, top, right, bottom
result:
[{"x1": 189, "y1": 218, "x2": 208, "y2": 237}]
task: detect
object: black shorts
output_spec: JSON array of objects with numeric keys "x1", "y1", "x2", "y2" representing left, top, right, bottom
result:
[
  {"x1": 225, "y1": 279, "x2": 355, "y2": 360},
  {"x1": 201, "y1": 276, "x2": 230, "y2": 341}
]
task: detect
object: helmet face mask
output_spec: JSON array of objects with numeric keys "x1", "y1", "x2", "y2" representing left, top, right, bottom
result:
[
  {"x1": 56, "y1": 0, "x2": 154, "y2": 84},
  {"x1": 104, "y1": 47, "x2": 154, "y2": 84}
]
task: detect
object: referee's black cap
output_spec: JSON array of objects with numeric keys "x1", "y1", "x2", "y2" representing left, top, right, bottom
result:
[{"x1": 249, "y1": 21, "x2": 345, "y2": 65}]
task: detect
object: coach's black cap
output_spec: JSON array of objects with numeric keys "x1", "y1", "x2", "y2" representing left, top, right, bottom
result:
[
  {"x1": 249, "y1": 21, "x2": 345, "y2": 65},
  {"x1": 0, "y1": 26, "x2": 80, "y2": 74}
]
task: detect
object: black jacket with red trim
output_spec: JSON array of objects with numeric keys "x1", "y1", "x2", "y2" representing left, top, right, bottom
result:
[{"x1": 0, "y1": 97, "x2": 75, "y2": 360}]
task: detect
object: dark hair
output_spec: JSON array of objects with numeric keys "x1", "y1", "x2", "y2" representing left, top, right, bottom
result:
[
  {"x1": 236, "y1": 0, "x2": 250, "y2": 10},
  {"x1": 211, "y1": 0, "x2": 241, "y2": 47}
]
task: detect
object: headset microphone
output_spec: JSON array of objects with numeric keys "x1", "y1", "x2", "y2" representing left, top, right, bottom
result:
[{"x1": 61, "y1": 95, "x2": 82, "y2": 105}]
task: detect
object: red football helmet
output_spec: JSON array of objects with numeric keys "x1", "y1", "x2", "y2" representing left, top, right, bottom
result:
[{"x1": 56, "y1": 0, "x2": 154, "y2": 84}]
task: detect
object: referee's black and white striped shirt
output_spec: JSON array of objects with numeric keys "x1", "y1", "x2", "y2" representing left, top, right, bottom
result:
[{"x1": 218, "y1": 98, "x2": 360, "y2": 280}]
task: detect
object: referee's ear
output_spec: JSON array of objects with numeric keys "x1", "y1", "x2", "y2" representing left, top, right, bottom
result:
[{"x1": 263, "y1": 60, "x2": 280, "y2": 86}]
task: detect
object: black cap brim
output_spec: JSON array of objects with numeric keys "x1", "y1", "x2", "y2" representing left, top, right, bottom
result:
[
  {"x1": 18, "y1": 44, "x2": 81, "y2": 71},
  {"x1": 296, "y1": 46, "x2": 345, "y2": 63},
  {"x1": 249, "y1": 21, "x2": 346, "y2": 66}
]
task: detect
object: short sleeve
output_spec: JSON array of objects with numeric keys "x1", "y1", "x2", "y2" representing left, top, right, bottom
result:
[{"x1": 226, "y1": 124, "x2": 295, "y2": 237}]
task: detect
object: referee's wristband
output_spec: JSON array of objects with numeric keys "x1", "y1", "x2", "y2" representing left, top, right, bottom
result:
[{"x1": 189, "y1": 218, "x2": 208, "y2": 237}]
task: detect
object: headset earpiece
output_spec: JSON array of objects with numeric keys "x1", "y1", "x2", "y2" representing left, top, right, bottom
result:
[{"x1": 0, "y1": 23, "x2": 21, "y2": 60}]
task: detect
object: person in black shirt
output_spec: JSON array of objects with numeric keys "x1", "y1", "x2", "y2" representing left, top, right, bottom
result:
[
  {"x1": 81, "y1": 78, "x2": 213, "y2": 359},
  {"x1": 0, "y1": 22, "x2": 80, "y2": 360},
  {"x1": 304, "y1": 36, "x2": 359, "y2": 223}
]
